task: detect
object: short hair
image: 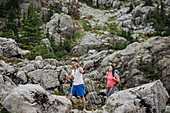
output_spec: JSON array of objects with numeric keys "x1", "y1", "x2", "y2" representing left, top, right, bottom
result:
[{"x1": 71, "y1": 59, "x2": 78, "y2": 63}]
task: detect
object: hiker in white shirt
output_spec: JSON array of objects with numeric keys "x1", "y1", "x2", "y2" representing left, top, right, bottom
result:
[{"x1": 63, "y1": 59, "x2": 87, "y2": 112}]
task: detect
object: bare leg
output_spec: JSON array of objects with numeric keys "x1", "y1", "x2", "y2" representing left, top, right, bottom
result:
[
  {"x1": 67, "y1": 93, "x2": 73, "y2": 100},
  {"x1": 81, "y1": 96, "x2": 86, "y2": 109}
]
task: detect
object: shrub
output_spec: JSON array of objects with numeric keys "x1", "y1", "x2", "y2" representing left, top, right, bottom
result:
[
  {"x1": 118, "y1": 30, "x2": 138, "y2": 43},
  {"x1": 46, "y1": 5, "x2": 54, "y2": 22},
  {"x1": 0, "y1": 108, "x2": 11, "y2": 113},
  {"x1": 108, "y1": 16, "x2": 115, "y2": 21},
  {"x1": 145, "y1": 0, "x2": 170, "y2": 36},
  {"x1": 143, "y1": 0, "x2": 153, "y2": 6},
  {"x1": 127, "y1": 3, "x2": 134, "y2": 13},
  {"x1": 137, "y1": 60, "x2": 158, "y2": 81},
  {"x1": 73, "y1": 29, "x2": 84, "y2": 40},
  {"x1": 55, "y1": 3, "x2": 62, "y2": 14},
  {"x1": 112, "y1": 42, "x2": 128, "y2": 50},
  {"x1": 79, "y1": 19, "x2": 92, "y2": 31},
  {"x1": 134, "y1": 10, "x2": 143, "y2": 18}
]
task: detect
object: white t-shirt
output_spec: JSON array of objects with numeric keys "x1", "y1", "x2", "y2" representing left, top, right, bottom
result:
[{"x1": 72, "y1": 68, "x2": 84, "y2": 85}]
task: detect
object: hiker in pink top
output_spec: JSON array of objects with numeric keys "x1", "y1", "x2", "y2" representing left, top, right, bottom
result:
[{"x1": 105, "y1": 65, "x2": 120, "y2": 97}]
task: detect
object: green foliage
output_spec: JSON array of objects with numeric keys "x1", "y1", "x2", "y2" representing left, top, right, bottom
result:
[
  {"x1": 68, "y1": 2, "x2": 80, "y2": 20},
  {"x1": 79, "y1": 19, "x2": 92, "y2": 31},
  {"x1": 143, "y1": 0, "x2": 153, "y2": 6},
  {"x1": 0, "y1": 2, "x2": 6, "y2": 18},
  {"x1": 112, "y1": 42, "x2": 128, "y2": 50},
  {"x1": 78, "y1": 0, "x2": 98, "y2": 9},
  {"x1": 73, "y1": 29, "x2": 84, "y2": 40},
  {"x1": 24, "y1": 42, "x2": 56, "y2": 60},
  {"x1": 93, "y1": 26, "x2": 107, "y2": 31},
  {"x1": 17, "y1": 2, "x2": 58, "y2": 60},
  {"x1": 138, "y1": 33, "x2": 150, "y2": 40},
  {"x1": 127, "y1": 3, "x2": 134, "y2": 13},
  {"x1": 0, "y1": 8, "x2": 18, "y2": 39},
  {"x1": 46, "y1": 5, "x2": 54, "y2": 22},
  {"x1": 138, "y1": 78, "x2": 149, "y2": 84},
  {"x1": 118, "y1": 30, "x2": 138, "y2": 43},
  {"x1": 137, "y1": 60, "x2": 158, "y2": 81},
  {"x1": 0, "y1": 0, "x2": 19, "y2": 18},
  {"x1": 42, "y1": 12, "x2": 45, "y2": 22},
  {"x1": 7, "y1": 8, "x2": 16, "y2": 21},
  {"x1": 62, "y1": 40, "x2": 72, "y2": 52},
  {"x1": 71, "y1": 51, "x2": 87, "y2": 57},
  {"x1": 96, "y1": 45, "x2": 105, "y2": 52},
  {"x1": 55, "y1": 3, "x2": 62, "y2": 14},
  {"x1": 0, "y1": 108, "x2": 11, "y2": 113},
  {"x1": 0, "y1": 56, "x2": 22, "y2": 64},
  {"x1": 108, "y1": 16, "x2": 115, "y2": 21},
  {"x1": 107, "y1": 23, "x2": 120, "y2": 35},
  {"x1": 45, "y1": 28, "x2": 73, "y2": 60},
  {"x1": 134, "y1": 10, "x2": 143, "y2": 18},
  {"x1": 145, "y1": 0, "x2": 170, "y2": 36},
  {"x1": 54, "y1": 90, "x2": 65, "y2": 96},
  {"x1": 6, "y1": 0, "x2": 19, "y2": 10},
  {"x1": 19, "y1": 2, "x2": 43, "y2": 49}
]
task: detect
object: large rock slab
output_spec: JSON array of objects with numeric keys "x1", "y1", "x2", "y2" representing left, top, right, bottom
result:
[
  {"x1": 45, "y1": 13, "x2": 75, "y2": 42},
  {"x1": 2, "y1": 84, "x2": 72, "y2": 113},
  {"x1": 103, "y1": 80, "x2": 169, "y2": 113},
  {"x1": 0, "y1": 74, "x2": 16, "y2": 105},
  {"x1": 0, "y1": 37, "x2": 29, "y2": 58},
  {"x1": 72, "y1": 32, "x2": 128, "y2": 53},
  {"x1": 100, "y1": 36, "x2": 170, "y2": 91}
]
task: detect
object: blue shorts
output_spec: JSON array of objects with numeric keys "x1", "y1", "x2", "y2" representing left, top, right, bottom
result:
[{"x1": 69, "y1": 84, "x2": 84, "y2": 97}]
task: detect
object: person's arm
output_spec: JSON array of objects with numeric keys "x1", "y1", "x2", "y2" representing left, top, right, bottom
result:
[
  {"x1": 62, "y1": 72, "x2": 73, "y2": 79},
  {"x1": 112, "y1": 74, "x2": 120, "y2": 83},
  {"x1": 79, "y1": 67, "x2": 84, "y2": 74},
  {"x1": 105, "y1": 72, "x2": 108, "y2": 79}
]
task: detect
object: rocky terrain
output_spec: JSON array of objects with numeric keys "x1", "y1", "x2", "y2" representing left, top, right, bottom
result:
[{"x1": 0, "y1": 0, "x2": 170, "y2": 113}]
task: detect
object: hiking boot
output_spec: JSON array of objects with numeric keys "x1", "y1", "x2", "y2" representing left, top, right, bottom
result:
[
  {"x1": 83, "y1": 109, "x2": 91, "y2": 113},
  {"x1": 83, "y1": 109, "x2": 87, "y2": 113}
]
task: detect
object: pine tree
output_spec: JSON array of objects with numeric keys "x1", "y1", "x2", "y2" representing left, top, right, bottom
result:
[
  {"x1": 144, "y1": 0, "x2": 153, "y2": 6},
  {"x1": 127, "y1": 3, "x2": 134, "y2": 13},
  {"x1": 42, "y1": 12, "x2": 45, "y2": 22},
  {"x1": 1, "y1": 7, "x2": 18, "y2": 39},
  {"x1": 46, "y1": 5, "x2": 53, "y2": 22},
  {"x1": 160, "y1": 0, "x2": 166, "y2": 24},
  {"x1": 19, "y1": 2, "x2": 43, "y2": 49},
  {"x1": 0, "y1": 2, "x2": 6, "y2": 18}
]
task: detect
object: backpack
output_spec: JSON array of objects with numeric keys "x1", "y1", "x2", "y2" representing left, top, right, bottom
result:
[{"x1": 107, "y1": 69, "x2": 120, "y2": 87}]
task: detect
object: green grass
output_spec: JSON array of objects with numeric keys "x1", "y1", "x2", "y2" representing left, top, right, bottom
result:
[
  {"x1": 78, "y1": 19, "x2": 92, "y2": 31},
  {"x1": 101, "y1": 82, "x2": 107, "y2": 88},
  {"x1": 134, "y1": 10, "x2": 144, "y2": 18},
  {"x1": 70, "y1": 51, "x2": 87, "y2": 57},
  {"x1": 0, "y1": 108, "x2": 11, "y2": 113},
  {"x1": 92, "y1": 23, "x2": 121, "y2": 36},
  {"x1": 93, "y1": 26, "x2": 108, "y2": 31},
  {"x1": 72, "y1": 28, "x2": 84, "y2": 40},
  {"x1": 95, "y1": 45, "x2": 105, "y2": 52},
  {"x1": 137, "y1": 60, "x2": 159, "y2": 83},
  {"x1": 112, "y1": 42, "x2": 128, "y2": 50},
  {"x1": 107, "y1": 50, "x2": 115, "y2": 54},
  {"x1": 138, "y1": 78, "x2": 150, "y2": 84},
  {"x1": 138, "y1": 33, "x2": 150, "y2": 40},
  {"x1": 54, "y1": 90, "x2": 66, "y2": 96},
  {"x1": 107, "y1": 23, "x2": 121, "y2": 35},
  {"x1": 92, "y1": 26, "x2": 108, "y2": 34},
  {"x1": 108, "y1": 16, "x2": 115, "y2": 21},
  {"x1": 0, "y1": 56, "x2": 22, "y2": 64}
]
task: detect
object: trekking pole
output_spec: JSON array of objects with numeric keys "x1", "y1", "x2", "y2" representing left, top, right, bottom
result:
[{"x1": 62, "y1": 72, "x2": 66, "y2": 96}]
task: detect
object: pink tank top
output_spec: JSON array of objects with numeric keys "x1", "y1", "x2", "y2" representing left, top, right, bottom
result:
[{"x1": 106, "y1": 72, "x2": 118, "y2": 87}]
